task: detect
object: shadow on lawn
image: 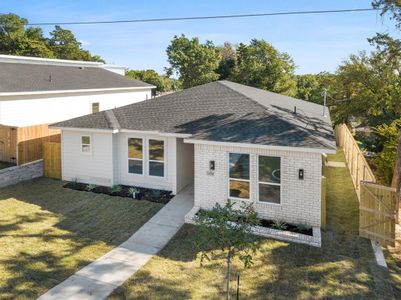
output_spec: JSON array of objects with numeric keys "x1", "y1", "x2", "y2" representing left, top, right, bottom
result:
[{"x1": 0, "y1": 177, "x2": 163, "y2": 299}]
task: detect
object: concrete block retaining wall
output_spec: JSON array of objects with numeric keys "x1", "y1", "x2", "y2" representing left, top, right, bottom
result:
[{"x1": 0, "y1": 159, "x2": 43, "y2": 188}]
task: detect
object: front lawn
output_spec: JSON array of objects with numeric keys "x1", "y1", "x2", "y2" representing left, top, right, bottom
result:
[
  {"x1": 0, "y1": 178, "x2": 163, "y2": 299},
  {"x1": 109, "y1": 148, "x2": 397, "y2": 299}
]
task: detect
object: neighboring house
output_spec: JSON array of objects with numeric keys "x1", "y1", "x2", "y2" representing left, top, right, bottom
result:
[
  {"x1": 0, "y1": 54, "x2": 154, "y2": 164},
  {"x1": 52, "y1": 80, "x2": 336, "y2": 227}
]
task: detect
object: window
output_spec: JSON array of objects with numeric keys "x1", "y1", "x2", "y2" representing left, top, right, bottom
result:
[
  {"x1": 228, "y1": 153, "x2": 250, "y2": 200},
  {"x1": 91, "y1": 102, "x2": 100, "y2": 113},
  {"x1": 128, "y1": 138, "x2": 143, "y2": 174},
  {"x1": 258, "y1": 156, "x2": 281, "y2": 204},
  {"x1": 81, "y1": 136, "x2": 91, "y2": 153},
  {"x1": 148, "y1": 139, "x2": 164, "y2": 177}
]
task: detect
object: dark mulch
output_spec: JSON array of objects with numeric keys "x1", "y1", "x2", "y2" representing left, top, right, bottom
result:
[
  {"x1": 63, "y1": 182, "x2": 173, "y2": 204},
  {"x1": 196, "y1": 209, "x2": 313, "y2": 236}
]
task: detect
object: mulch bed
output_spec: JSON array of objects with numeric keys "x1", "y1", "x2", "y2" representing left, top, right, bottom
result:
[
  {"x1": 196, "y1": 209, "x2": 313, "y2": 236},
  {"x1": 63, "y1": 182, "x2": 173, "y2": 204}
]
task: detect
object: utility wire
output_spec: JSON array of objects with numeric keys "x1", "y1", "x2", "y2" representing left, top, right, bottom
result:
[{"x1": 25, "y1": 8, "x2": 379, "y2": 26}]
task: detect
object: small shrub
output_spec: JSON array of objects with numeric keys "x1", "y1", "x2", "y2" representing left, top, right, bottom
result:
[
  {"x1": 86, "y1": 184, "x2": 97, "y2": 191},
  {"x1": 271, "y1": 220, "x2": 288, "y2": 230},
  {"x1": 128, "y1": 187, "x2": 138, "y2": 195},
  {"x1": 110, "y1": 185, "x2": 122, "y2": 194}
]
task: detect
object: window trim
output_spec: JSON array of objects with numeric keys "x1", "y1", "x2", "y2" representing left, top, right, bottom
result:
[
  {"x1": 227, "y1": 152, "x2": 251, "y2": 201},
  {"x1": 81, "y1": 135, "x2": 92, "y2": 155},
  {"x1": 147, "y1": 138, "x2": 166, "y2": 178},
  {"x1": 256, "y1": 155, "x2": 282, "y2": 205},
  {"x1": 127, "y1": 137, "x2": 144, "y2": 176}
]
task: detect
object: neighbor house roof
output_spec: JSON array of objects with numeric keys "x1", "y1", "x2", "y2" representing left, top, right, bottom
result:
[
  {"x1": 0, "y1": 62, "x2": 154, "y2": 94},
  {"x1": 52, "y1": 80, "x2": 336, "y2": 151}
]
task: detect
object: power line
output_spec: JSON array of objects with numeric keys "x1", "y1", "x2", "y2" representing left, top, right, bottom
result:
[{"x1": 25, "y1": 8, "x2": 379, "y2": 26}]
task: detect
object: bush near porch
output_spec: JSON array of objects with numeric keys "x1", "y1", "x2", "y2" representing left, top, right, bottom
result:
[
  {"x1": 108, "y1": 149, "x2": 399, "y2": 299},
  {"x1": 0, "y1": 178, "x2": 163, "y2": 299}
]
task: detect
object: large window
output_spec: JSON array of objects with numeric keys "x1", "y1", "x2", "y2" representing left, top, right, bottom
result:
[
  {"x1": 228, "y1": 153, "x2": 250, "y2": 200},
  {"x1": 148, "y1": 139, "x2": 164, "y2": 177},
  {"x1": 258, "y1": 156, "x2": 281, "y2": 204},
  {"x1": 81, "y1": 136, "x2": 91, "y2": 153},
  {"x1": 128, "y1": 138, "x2": 143, "y2": 174}
]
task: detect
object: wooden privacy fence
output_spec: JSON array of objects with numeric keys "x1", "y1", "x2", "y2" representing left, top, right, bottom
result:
[
  {"x1": 0, "y1": 124, "x2": 60, "y2": 165},
  {"x1": 335, "y1": 124, "x2": 376, "y2": 199},
  {"x1": 335, "y1": 124, "x2": 398, "y2": 246},
  {"x1": 359, "y1": 182, "x2": 397, "y2": 247},
  {"x1": 43, "y1": 142, "x2": 61, "y2": 179}
]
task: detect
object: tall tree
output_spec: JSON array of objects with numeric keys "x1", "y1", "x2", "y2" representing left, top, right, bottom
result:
[
  {"x1": 295, "y1": 72, "x2": 336, "y2": 104},
  {"x1": 0, "y1": 13, "x2": 54, "y2": 57},
  {"x1": 217, "y1": 42, "x2": 237, "y2": 80},
  {"x1": 331, "y1": 34, "x2": 401, "y2": 127},
  {"x1": 166, "y1": 35, "x2": 220, "y2": 89},
  {"x1": 48, "y1": 25, "x2": 104, "y2": 62},
  {"x1": 373, "y1": 0, "x2": 401, "y2": 28},
  {"x1": 228, "y1": 39, "x2": 297, "y2": 96},
  {"x1": 125, "y1": 69, "x2": 175, "y2": 92}
]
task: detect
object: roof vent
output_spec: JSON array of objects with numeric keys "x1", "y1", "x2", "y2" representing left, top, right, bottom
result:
[
  {"x1": 293, "y1": 106, "x2": 297, "y2": 114},
  {"x1": 49, "y1": 75, "x2": 52, "y2": 82},
  {"x1": 79, "y1": 66, "x2": 85, "y2": 70}
]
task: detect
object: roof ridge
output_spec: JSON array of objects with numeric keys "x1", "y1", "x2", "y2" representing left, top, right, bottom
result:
[
  {"x1": 104, "y1": 110, "x2": 121, "y2": 130},
  {"x1": 216, "y1": 80, "x2": 271, "y2": 112}
]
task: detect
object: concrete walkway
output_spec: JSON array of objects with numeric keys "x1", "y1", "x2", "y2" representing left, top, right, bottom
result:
[{"x1": 38, "y1": 185, "x2": 194, "y2": 300}]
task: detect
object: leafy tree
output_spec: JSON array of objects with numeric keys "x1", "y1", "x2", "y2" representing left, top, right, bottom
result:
[
  {"x1": 295, "y1": 72, "x2": 336, "y2": 104},
  {"x1": 372, "y1": 119, "x2": 401, "y2": 184},
  {"x1": 217, "y1": 42, "x2": 237, "y2": 80},
  {"x1": 373, "y1": 0, "x2": 401, "y2": 28},
  {"x1": 48, "y1": 25, "x2": 104, "y2": 62},
  {"x1": 228, "y1": 39, "x2": 297, "y2": 96},
  {"x1": 0, "y1": 13, "x2": 103, "y2": 62},
  {"x1": 166, "y1": 35, "x2": 220, "y2": 88},
  {"x1": 330, "y1": 34, "x2": 401, "y2": 127},
  {"x1": 125, "y1": 69, "x2": 175, "y2": 92},
  {"x1": 0, "y1": 13, "x2": 54, "y2": 57},
  {"x1": 192, "y1": 201, "x2": 260, "y2": 300}
]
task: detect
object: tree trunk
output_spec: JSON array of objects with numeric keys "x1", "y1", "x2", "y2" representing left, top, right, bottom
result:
[
  {"x1": 226, "y1": 250, "x2": 232, "y2": 300},
  {"x1": 392, "y1": 132, "x2": 401, "y2": 222}
]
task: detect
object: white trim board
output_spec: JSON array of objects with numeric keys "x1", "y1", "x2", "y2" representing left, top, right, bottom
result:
[
  {"x1": 184, "y1": 138, "x2": 337, "y2": 154},
  {"x1": 0, "y1": 86, "x2": 156, "y2": 97}
]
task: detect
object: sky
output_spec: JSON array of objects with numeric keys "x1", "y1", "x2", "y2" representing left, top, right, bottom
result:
[{"x1": 1, "y1": 0, "x2": 400, "y2": 74}]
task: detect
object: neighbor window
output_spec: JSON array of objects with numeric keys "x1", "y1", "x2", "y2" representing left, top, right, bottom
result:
[
  {"x1": 258, "y1": 156, "x2": 281, "y2": 204},
  {"x1": 81, "y1": 136, "x2": 91, "y2": 153},
  {"x1": 128, "y1": 138, "x2": 143, "y2": 174},
  {"x1": 91, "y1": 102, "x2": 100, "y2": 113},
  {"x1": 228, "y1": 153, "x2": 250, "y2": 200},
  {"x1": 148, "y1": 139, "x2": 164, "y2": 177}
]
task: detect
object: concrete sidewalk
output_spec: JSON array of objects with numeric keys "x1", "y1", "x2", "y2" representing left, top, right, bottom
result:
[{"x1": 37, "y1": 185, "x2": 194, "y2": 300}]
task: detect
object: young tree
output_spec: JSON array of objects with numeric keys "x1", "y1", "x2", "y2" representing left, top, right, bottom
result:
[
  {"x1": 192, "y1": 201, "x2": 260, "y2": 300},
  {"x1": 228, "y1": 39, "x2": 297, "y2": 96},
  {"x1": 295, "y1": 72, "x2": 337, "y2": 104},
  {"x1": 166, "y1": 35, "x2": 220, "y2": 88}
]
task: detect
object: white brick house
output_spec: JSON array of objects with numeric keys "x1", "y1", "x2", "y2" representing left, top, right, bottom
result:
[{"x1": 52, "y1": 81, "x2": 336, "y2": 228}]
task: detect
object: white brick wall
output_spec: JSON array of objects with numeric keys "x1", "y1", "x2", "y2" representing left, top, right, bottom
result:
[{"x1": 194, "y1": 144, "x2": 322, "y2": 227}]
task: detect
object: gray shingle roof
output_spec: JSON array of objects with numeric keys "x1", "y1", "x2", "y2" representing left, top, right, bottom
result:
[
  {"x1": 0, "y1": 62, "x2": 153, "y2": 93},
  {"x1": 52, "y1": 80, "x2": 336, "y2": 150}
]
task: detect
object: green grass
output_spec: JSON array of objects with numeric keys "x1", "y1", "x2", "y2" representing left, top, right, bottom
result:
[
  {"x1": 109, "y1": 148, "x2": 397, "y2": 299},
  {"x1": 0, "y1": 178, "x2": 163, "y2": 299}
]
